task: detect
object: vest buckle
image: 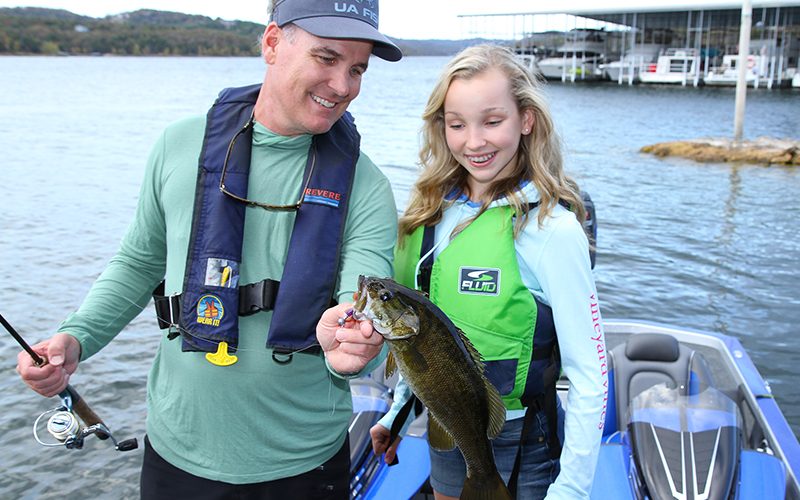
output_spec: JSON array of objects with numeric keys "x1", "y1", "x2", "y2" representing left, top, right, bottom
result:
[
  {"x1": 239, "y1": 279, "x2": 280, "y2": 316},
  {"x1": 153, "y1": 282, "x2": 181, "y2": 338}
]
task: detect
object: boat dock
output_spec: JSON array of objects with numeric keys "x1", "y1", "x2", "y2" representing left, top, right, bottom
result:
[{"x1": 459, "y1": 1, "x2": 800, "y2": 88}]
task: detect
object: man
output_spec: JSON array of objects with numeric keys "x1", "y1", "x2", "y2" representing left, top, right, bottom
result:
[{"x1": 15, "y1": 0, "x2": 402, "y2": 497}]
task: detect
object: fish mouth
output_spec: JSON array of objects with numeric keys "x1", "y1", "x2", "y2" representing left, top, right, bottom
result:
[
  {"x1": 353, "y1": 275, "x2": 419, "y2": 340},
  {"x1": 352, "y1": 287, "x2": 394, "y2": 336},
  {"x1": 352, "y1": 276, "x2": 370, "y2": 320}
]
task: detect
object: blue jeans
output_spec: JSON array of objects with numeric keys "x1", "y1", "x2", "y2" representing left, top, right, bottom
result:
[{"x1": 429, "y1": 403, "x2": 565, "y2": 499}]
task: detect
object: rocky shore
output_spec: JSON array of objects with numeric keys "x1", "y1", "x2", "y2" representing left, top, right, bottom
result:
[{"x1": 641, "y1": 137, "x2": 800, "y2": 166}]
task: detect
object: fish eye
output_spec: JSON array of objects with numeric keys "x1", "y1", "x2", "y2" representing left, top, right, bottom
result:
[{"x1": 379, "y1": 290, "x2": 393, "y2": 302}]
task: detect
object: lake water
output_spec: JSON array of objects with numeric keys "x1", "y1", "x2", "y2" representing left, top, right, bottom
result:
[{"x1": 1, "y1": 55, "x2": 798, "y2": 498}]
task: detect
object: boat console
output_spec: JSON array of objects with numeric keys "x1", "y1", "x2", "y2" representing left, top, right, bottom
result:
[
  {"x1": 595, "y1": 330, "x2": 789, "y2": 499},
  {"x1": 615, "y1": 333, "x2": 739, "y2": 498}
]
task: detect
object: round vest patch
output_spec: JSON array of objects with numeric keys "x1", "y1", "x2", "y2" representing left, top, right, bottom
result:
[{"x1": 196, "y1": 294, "x2": 224, "y2": 327}]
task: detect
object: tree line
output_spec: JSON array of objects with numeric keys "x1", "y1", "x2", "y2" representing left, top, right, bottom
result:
[
  {"x1": 0, "y1": 7, "x2": 487, "y2": 57},
  {"x1": 0, "y1": 8, "x2": 265, "y2": 56}
]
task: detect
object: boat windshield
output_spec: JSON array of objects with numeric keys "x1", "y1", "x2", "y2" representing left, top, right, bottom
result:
[{"x1": 628, "y1": 383, "x2": 741, "y2": 434}]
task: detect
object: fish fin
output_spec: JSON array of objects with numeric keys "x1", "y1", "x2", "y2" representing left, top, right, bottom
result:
[
  {"x1": 409, "y1": 349, "x2": 428, "y2": 373},
  {"x1": 407, "y1": 345, "x2": 428, "y2": 372},
  {"x1": 485, "y1": 377, "x2": 507, "y2": 440},
  {"x1": 456, "y1": 327, "x2": 486, "y2": 374},
  {"x1": 460, "y1": 470, "x2": 513, "y2": 500},
  {"x1": 427, "y1": 413, "x2": 456, "y2": 451},
  {"x1": 385, "y1": 351, "x2": 397, "y2": 379}
]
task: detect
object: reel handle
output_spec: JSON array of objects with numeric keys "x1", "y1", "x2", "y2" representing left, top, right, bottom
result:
[{"x1": 116, "y1": 438, "x2": 139, "y2": 452}]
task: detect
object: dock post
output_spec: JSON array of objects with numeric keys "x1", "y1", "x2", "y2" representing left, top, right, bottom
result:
[{"x1": 734, "y1": 0, "x2": 752, "y2": 143}]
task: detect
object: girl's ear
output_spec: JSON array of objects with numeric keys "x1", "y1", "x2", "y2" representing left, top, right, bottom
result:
[{"x1": 522, "y1": 109, "x2": 535, "y2": 135}]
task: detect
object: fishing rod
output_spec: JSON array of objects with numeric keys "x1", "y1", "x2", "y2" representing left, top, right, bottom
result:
[{"x1": 0, "y1": 312, "x2": 138, "y2": 452}]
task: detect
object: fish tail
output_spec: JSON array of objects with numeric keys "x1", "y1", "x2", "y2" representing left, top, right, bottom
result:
[{"x1": 460, "y1": 471, "x2": 513, "y2": 500}]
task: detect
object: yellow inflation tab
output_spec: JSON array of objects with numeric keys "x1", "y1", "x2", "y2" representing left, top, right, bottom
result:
[{"x1": 206, "y1": 341, "x2": 238, "y2": 366}]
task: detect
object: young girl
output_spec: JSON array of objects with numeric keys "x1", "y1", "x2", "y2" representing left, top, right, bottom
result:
[{"x1": 370, "y1": 45, "x2": 607, "y2": 499}]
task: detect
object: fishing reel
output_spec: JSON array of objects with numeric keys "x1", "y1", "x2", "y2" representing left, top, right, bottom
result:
[
  {"x1": 32, "y1": 386, "x2": 138, "y2": 452},
  {"x1": 0, "y1": 313, "x2": 138, "y2": 453}
]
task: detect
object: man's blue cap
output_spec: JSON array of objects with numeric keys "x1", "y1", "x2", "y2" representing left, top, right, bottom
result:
[{"x1": 273, "y1": 0, "x2": 402, "y2": 61}]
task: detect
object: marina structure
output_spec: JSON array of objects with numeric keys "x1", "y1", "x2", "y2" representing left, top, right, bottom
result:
[{"x1": 459, "y1": 0, "x2": 800, "y2": 88}]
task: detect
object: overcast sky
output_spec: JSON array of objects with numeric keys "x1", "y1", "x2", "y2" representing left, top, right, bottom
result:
[{"x1": 0, "y1": 1, "x2": 787, "y2": 39}]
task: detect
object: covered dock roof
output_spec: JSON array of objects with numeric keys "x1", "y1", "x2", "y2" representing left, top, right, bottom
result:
[{"x1": 458, "y1": 1, "x2": 800, "y2": 31}]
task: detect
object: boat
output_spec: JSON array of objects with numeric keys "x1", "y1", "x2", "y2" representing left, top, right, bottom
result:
[
  {"x1": 705, "y1": 53, "x2": 785, "y2": 88},
  {"x1": 348, "y1": 320, "x2": 800, "y2": 499},
  {"x1": 600, "y1": 43, "x2": 664, "y2": 84},
  {"x1": 639, "y1": 48, "x2": 702, "y2": 85},
  {"x1": 589, "y1": 320, "x2": 800, "y2": 499},
  {"x1": 349, "y1": 374, "x2": 431, "y2": 499},
  {"x1": 793, "y1": 72, "x2": 800, "y2": 88},
  {"x1": 516, "y1": 53, "x2": 540, "y2": 77},
  {"x1": 537, "y1": 29, "x2": 608, "y2": 82}
]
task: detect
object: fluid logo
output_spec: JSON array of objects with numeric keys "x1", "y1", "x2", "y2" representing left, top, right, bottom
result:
[{"x1": 459, "y1": 268, "x2": 500, "y2": 295}]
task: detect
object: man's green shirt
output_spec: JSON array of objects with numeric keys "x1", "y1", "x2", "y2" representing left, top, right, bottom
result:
[{"x1": 59, "y1": 115, "x2": 397, "y2": 482}]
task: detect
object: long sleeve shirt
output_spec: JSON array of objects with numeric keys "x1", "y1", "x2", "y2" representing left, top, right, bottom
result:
[
  {"x1": 59, "y1": 115, "x2": 397, "y2": 483},
  {"x1": 380, "y1": 182, "x2": 607, "y2": 498}
]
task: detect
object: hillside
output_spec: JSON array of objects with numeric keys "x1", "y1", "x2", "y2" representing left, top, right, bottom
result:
[{"x1": 0, "y1": 7, "x2": 492, "y2": 57}]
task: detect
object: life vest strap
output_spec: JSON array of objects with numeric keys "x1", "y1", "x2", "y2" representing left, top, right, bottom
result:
[
  {"x1": 153, "y1": 281, "x2": 181, "y2": 337},
  {"x1": 416, "y1": 225, "x2": 436, "y2": 293},
  {"x1": 152, "y1": 278, "x2": 281, "y2": 332}
]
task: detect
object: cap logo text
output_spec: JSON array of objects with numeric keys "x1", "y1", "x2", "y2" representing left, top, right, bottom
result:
[{"x1": 334, "y1": 2, "x2": 378, "y2": 23}]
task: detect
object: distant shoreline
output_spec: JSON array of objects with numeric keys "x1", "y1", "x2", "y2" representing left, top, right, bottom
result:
[{"x1": 0, "y1": 7, "x2": 483, "y2": 58}]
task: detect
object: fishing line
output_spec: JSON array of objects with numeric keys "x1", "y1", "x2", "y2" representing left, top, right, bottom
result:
[
  {"x1": 18, "y1": 289, "x2": 369, "y2": 419},
  {"x1": 109, "y1": 292, "x2": 337, "y2": 357}
]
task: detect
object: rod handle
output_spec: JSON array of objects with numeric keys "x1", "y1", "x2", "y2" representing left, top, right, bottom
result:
[{"x1": 61, "y1": 385, "x2": 110, "y2": 440}]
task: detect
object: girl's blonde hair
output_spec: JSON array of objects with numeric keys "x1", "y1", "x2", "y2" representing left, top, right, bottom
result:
[{"x1": 398, "y1": 44, "x2": 585, "y2": 239}]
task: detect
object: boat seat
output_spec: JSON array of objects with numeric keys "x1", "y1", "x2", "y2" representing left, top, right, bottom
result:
[{"x1": 610, "y1": 332, "x2": 712, "y2": 432}]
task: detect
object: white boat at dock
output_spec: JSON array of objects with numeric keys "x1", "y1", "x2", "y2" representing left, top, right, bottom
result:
[
  {"x1": 639, "y1": 48, "x2": 702, "y2": 85},
  {"x1": 516, "y1": 53, "x2": 540, "y2": 76},
  {"x1": 600, "y1": 43, "x2": 664, "y2": 83},
  {"x1": 537, "y1": 29, "x2": 609, "y2": 82},
  {"x1": 705, "y1": 52, "x2": 791, "y2": 88}
]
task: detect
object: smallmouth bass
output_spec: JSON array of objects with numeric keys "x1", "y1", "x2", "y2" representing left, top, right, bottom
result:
[{"x1": 353, "y1": 275, "x2": 512, "y2": 500}]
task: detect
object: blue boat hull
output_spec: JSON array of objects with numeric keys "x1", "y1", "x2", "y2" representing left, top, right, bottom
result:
[{"x1": 349, "y1": 321, "x2": 800, "y2": 499}]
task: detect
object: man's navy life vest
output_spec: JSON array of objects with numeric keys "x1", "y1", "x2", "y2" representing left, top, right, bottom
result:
[{"x1": 178, "y1": 84, "x2": 358, "y2": 354}]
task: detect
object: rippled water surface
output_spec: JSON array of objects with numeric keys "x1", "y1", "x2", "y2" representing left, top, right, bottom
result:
[{"x1": 1, "y1": 55, "x2": 798, "y2": 498}]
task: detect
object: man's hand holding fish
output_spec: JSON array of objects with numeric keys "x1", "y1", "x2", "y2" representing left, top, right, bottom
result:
[{"x1": 316, "y1": 302, "x2": 385, "y2": 376}]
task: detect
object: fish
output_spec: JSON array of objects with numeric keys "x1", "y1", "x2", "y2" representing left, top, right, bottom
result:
[{"x1": 353, "y1": 275, "x2": 512, "y2": 500}]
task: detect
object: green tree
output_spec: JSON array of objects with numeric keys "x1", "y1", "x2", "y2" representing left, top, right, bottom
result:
[{"x1": 39, "y1": 40, "x2": 59, "y2": 54}]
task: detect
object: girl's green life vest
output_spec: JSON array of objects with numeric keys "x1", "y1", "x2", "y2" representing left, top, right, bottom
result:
[{"x1": 394, "y1": 206, "x2": 558, "y2": 410}]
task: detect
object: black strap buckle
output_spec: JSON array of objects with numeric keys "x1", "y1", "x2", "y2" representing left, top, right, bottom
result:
[
  {"x1": 239, "y1": 279, "x2": 280, "y2": 316},
  {"x1": 417, "y1": 225, "x2": 436, "y2": 294},
  {"x1": 153, "y1": 281, "x2": 181, "y2": 340},
  {"x1": 152, "y1": 278, "x2": 280, "y2": 336}
]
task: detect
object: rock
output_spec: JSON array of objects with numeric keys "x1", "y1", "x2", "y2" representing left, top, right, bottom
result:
[{"x1": 640, "y1": 137, "x2": 800, "y2": 166}]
